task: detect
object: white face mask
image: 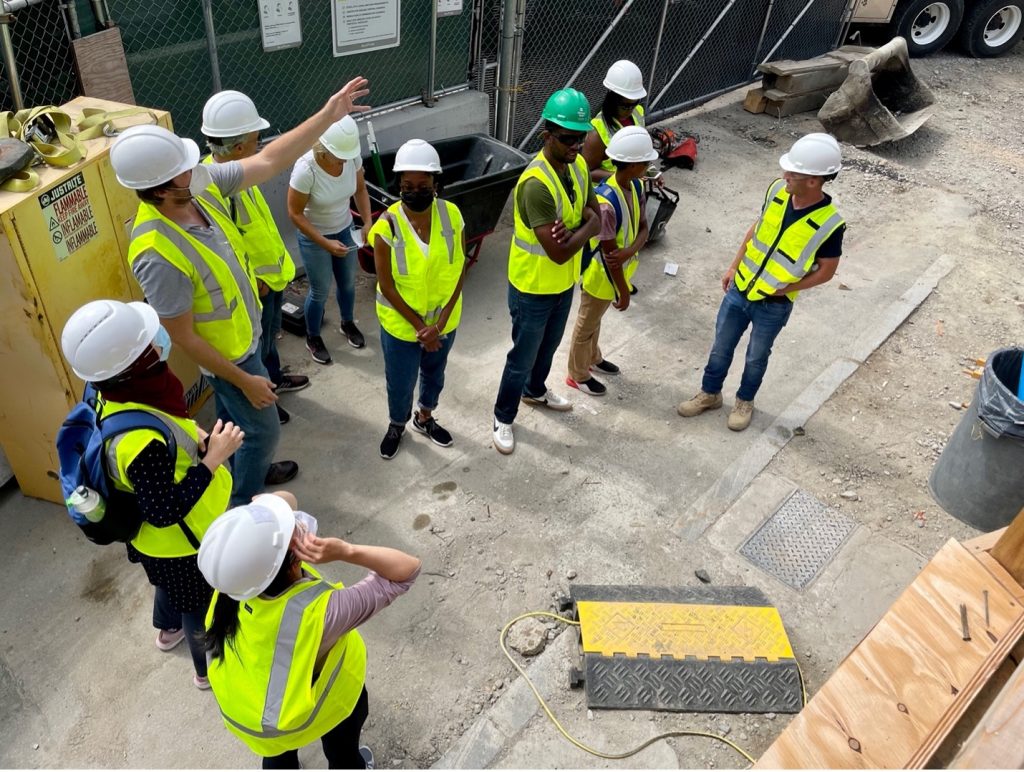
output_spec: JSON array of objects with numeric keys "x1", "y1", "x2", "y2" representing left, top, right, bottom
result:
[{"x1": 188, "y1": 163, "x2": 214, "y2": 197}]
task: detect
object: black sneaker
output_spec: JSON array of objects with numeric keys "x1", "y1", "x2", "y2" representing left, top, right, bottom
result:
[
  {"x1": 305, "y1": 335, "x2": 331, "y2": 364},
  {"x1": 276, "y1": 403, "x2": 290, "y2": 425},
  {"x1": 359, "y1": 746, "x2": 374, "y2": 770},
  {"x1": 566, "y1": 375, "x2": 607, "y2": 396},
  {"x1": 592, "y1": 359, "x2": 620, "y2": 375},
  {"x1": 340, "y1": 321, "x2": 365, "y2": 349},
  {"x1": 411, "y1": 414, "x2": 454, "y2": 447},
  {"x1": 379, "y1": 424, "x2": 404, "y2": 459},
  {"x1": 264, "y1": 460, "x2": 299, "y2": 485},
  {"x1": 274, "y1": 374, "x2": 310, "y2": 393}
]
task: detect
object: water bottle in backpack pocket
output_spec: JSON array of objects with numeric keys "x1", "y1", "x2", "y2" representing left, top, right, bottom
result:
[{"x1": 56, "y1": 384, "x2": 178, "y2": 546}]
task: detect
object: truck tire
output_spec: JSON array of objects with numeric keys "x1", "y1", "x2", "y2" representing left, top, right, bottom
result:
[
  {"x1": 889, "y1": 0, "x2": 965, "y2": 55},
  {"x1": 957, "y1": 0, "x2": 1024, "y2": 56}
]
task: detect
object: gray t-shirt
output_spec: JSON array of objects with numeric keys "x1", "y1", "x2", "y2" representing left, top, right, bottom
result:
[{"x1": 131, "y1": 161, "x2": 260, "y2": 364}]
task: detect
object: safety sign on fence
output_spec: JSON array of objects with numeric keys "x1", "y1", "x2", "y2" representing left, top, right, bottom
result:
[
  {"x1": 332, "y1": 0, "x2": 401, "y2": 57},
  {"x1": 259, "y1": 0, "x2": 302, "y2": 52},
  {"x1": 38, "y1": 173, "x2": 98, "y2": 262}
]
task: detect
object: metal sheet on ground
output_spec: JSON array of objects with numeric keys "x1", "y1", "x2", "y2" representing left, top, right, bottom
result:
[{"x1": 739, "y1": 489, "x2": 857, "y2": 590}]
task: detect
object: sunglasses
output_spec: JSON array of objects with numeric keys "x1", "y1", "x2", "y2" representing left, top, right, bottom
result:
[
  {"x1": 618, "y1": 100, "x2": 639, "y2": 111},
  {"x1": 551, "y1": 132, "x2": 586, "y2": 148}
]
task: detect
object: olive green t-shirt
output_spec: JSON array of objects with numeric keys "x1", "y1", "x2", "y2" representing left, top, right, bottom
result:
[{"x1": 515, "y1": 169, "x2": 593, "y2": 229}]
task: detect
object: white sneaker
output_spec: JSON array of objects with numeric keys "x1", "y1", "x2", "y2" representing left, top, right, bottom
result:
[
  {"x1": 521, "y1": 389, "x2": 573, "y2": 412},
  {"x1": 493, "y1": 419, "x2": 515, "y2": 455}
]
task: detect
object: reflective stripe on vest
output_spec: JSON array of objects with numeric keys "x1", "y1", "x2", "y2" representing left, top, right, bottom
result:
[
  {"x1": 101, "y1": 399, "x2": 232, "y2": 558},
  {"x1": 370, "y1": 200, "x2": 465, "y2": 342},
  {"x1": 128, "y1": 199, "x2": 258, "y2": 361},
  {"x1": 206, "y1": 567, "x2": 367, "y2": 756},
  {"x1": 507, "y1": 152, "x2": 589, "y2": 294},
  {"x1": 582, "y1": 176, "x2": 641, "y2": 301},
  {"x1": 734, "y1": 178, "x2": 844, "y2": 302},
  {"x1": 591, "y1": 106, "x2": 646, "y2": 173}
]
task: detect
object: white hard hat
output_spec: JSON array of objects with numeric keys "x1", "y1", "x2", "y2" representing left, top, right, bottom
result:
[
  {"x1": 606, "y1": 125, "x2": 658, "y2": 163},
  {"x1": 603, "y1": 60, "x2": 647, "y2": 101},
  {"x1": 110, "y1": 125, "x2": 200, "y2": 190},
  {"x1": 201, "y1": 90, "x2": 270, "y2": 137},
  {"x1": 319, "y1": 116, "x2": 361, "y2": 160},
  {"x1": 392, "y1": 138, "x2": 442, "y2": 173},
  {"x1": 779, "y1": 133, "x2": 842, "y2": 176},
  {"x1": 61, "y1": 299, "x2": 160, "y2": 382},
  {"x1": 197, "y1": 495, "x2": 296, "y2": 601}
]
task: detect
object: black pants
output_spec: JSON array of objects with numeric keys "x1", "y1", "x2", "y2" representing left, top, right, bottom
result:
[
  {"x1": 153, "y1": 585, "x2": 207, "y2": 678},
  {"x1": 262, "y1": 687, "x2": 369, "y2": 770}
]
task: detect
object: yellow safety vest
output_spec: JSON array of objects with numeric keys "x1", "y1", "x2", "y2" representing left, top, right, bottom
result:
[
  {"x1": 590, "y1": 106, "x2": 646, "y2": 173},
  {"x1": 206, "y1": 565, "x2": 368, "y2": 757},
  {"x1": 127, "y1": 195, "x2": 260, "y2": 362},
  {"x1": 202, "y1": 156, "x2": 296, "y2": 292},
  {"x1": 368, "y1": 199, "x2": 466, "y2": 342},
  {"x1": 734, "y1": 179, "x2": 845, "y2": 302},
  {"x1": 101, "y1": 399, "x2": 232, "y2": 558},
  {"x1": 508, "y1": 152, "x2": 589, "y2": 295},
  {"x1": 582, "y1": 175, "x2": 642, "y2": 301}
]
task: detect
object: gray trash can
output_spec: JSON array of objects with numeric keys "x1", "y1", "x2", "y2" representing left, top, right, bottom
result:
[{"x1": 929, "y1": 347, "x2": 1024, "y2": 531}]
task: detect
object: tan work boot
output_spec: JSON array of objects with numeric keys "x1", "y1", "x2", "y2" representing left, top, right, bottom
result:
[
  {"x1": 728, "y1": 398, "x2": 754, "y2": 431},
  {"x1": 677, "y1": 391, "x2": 723, "y2": 417}
]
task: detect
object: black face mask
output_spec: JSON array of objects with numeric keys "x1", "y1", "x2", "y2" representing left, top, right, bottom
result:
[{"x1": 401, "y1": 189, "x2": 434, "y2": 213}]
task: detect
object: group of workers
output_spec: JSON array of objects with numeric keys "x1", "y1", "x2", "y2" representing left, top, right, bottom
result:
[{"x1": 55, "y1": 52, "x2": 846, "y2": 767}]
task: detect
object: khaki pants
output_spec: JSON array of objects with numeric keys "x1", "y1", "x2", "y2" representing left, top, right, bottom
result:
[{"x1": 567, "y1": 290, "x2": 612, "y2": 382}]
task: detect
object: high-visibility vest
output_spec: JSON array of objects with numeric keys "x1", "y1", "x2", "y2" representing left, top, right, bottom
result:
[
  {"x1": 201, "y1": 156, "x2": 296, "y2": 292},
  {"x1": 368, "y1": 199, "x2": 466, "y2": 342},
  {"x1": 127, "y1": 194, "x2": 260, "y2": 362},
  {"x1": 508, "y1": 152, "x2": 589, "y2": 295},
  {"x1": 101, "y1": 399, "x2": 232, "y2": 558},
  {"x1": 582, "y1": 175, "x2": 643, "y2": 301},
  {"x1": 590, "y1": 106, "x2": 646, "y2": 174},
  {"x1": 734, "y1": 178, "x2": 845, "y2": 302},
  {"x1": 206, "y1": 565, "x2": 368, "y2": 757}
]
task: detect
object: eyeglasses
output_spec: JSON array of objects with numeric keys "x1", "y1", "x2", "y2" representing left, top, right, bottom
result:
[
  {"x1": 551, "y1": 132, "x2": 586, "y2": 148},
  {"x1": 399, "y1": 186, "x2": 433, "y2": 194},
  {"x1": 618, "y1": 101, "x2": 639, "y2": 111}
]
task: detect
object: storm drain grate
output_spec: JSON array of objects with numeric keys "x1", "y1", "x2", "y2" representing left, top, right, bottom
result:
[{"x1": 739, "y1": 489, "x2": 857, "y2": 590}]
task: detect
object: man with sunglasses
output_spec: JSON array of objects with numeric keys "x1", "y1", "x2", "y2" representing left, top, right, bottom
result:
[{"x1": 492, "y1": 89, "x2": 602, "y2": 455}]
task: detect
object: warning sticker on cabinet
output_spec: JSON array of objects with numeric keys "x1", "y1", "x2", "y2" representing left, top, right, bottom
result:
[{"x1": 38, "y1": 172, "x2": 99, "y2": 262}]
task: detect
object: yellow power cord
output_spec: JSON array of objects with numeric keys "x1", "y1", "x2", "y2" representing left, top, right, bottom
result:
[{"x1": 500, "y1": 610, "x2": 807, "y2": 766}]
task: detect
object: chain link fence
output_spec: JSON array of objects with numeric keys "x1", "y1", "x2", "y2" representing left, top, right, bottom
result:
[
  {"x1": 483, "y1": 0, "x2": 853, "y2": 151},
  {"x1": 106, "y1": 0, "x2": 474, "y2": 142},
  {"x1": 0, "y1": 0, "x2": 79, "y2": 112}
]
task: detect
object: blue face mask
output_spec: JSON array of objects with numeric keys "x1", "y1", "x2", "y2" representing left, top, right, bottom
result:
[{"x1": 153, "y1": 326, "x2": 172, "y2": 362}]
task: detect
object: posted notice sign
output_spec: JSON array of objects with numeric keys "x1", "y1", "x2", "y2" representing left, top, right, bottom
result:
[
  {"x1": 438, "y1": 0, "x2": 462, "y2": 17},
  {"x1": 39, "y1": 173, "x2": 98, "y2": 262},
  {"x1": 332, "y1": 0, "x2": 400, "y2": 57},
  {"x1": 259, "y1": 0, "x2": 302, "y2": 51}
]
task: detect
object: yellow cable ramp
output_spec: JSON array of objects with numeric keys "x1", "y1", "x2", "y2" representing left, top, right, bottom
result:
[{"x1": 500, "y1": 610, "x2": 809, "y2": 767}]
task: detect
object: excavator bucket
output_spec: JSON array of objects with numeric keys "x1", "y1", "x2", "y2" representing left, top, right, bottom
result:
[{"x1": 817, "y1": 37, "x2": 936, "y2": 147}]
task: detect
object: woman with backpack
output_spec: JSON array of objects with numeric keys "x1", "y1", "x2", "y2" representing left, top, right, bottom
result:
[
  {"x1": 60, "y1": 299, "x2": 243, "y2": 689},
  {"x1": 197, "y1": 493, "x2": 420, "y2": 769}
]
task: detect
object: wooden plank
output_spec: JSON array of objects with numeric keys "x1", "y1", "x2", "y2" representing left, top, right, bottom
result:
[
  {"x1": 764, "y1": 90, "x2": 830, "y2": 118},
  {"x1": 71, "y1": 27, "x2": 135, "y2": 105},
  {"x1": 743, "y1": 87, "x2": 767, "y2": 114},
  {"x1": 963, "y1": 528, "x2": 1007, "y2": 555},
  {"x1": 991, "y1": 508, "x2": 1024, "y2": 587},
  {"x1": 755, "y1": 540, "x2": 1024, "y2": 769},
  {"x1": 770, "y1": 67, "x2": 850, "y2": 95},
  {"x1": 951, "y1": 659, "x2": 1024, "y2": 768}
]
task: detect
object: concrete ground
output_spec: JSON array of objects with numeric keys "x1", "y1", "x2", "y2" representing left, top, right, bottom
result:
[{"x1": 1, "y1": 45, "x2": 1021, "y2": 769}]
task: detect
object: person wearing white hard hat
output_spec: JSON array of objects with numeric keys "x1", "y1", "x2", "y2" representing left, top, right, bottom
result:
[
  {"x1": 582, "y1": 60, "x2": 648, "y2": 182},
  {"x1": 198, "y1": 493, "x2": 420, "y2": 768},
  {"x1": 367, "y1": 139, "x2": 467, "y2": 460},
  {"x1": 288, "y1": 115, "x2": 374, "y2": 365},
  {"x1": 60, "y1": 299, "x2": 243, "y2": 690},
  {"x1": 678, "y1": 133, "x2": 846, "y2": 431},
  {"x1": 567, "y1": 126, "x2": 655, "y2": 397},
  {"x1": 201, "y1": 90, "x2": 310, "y2": 427},
  {"x1": 111, "y1": 76, "x2": 370, "y2": 507}
]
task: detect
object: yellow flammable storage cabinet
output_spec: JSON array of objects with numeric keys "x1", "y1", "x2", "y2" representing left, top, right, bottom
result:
[{"x1": 0, "y1": 97, "x2": 210, "y2": 505}]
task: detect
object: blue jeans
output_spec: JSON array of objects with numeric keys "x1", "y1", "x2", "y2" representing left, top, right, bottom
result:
[
  {"x1": 260, "y1": 288, "x2": 283, "y2": 385},
  {"x1": 209, "y1": 353, "x2": 281, "y2": 506},
  {"x1": 153, "y1": 585, "x2": 207, "y2": 677},
  {"x1": 380, "y1": 328, "x2": 457, "y2": 426},
  {"x1": 298, "y1": 227, "x2": 357, "y2": 336},
  {"x1": 701, "y1": 285, "x2": 794, "y2": 401},
  {"x1": 493, "y1": 283, "x2": 574, "y2": 424}
]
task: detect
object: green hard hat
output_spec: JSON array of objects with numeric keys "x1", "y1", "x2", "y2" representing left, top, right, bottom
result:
[{"x1": 541, "y1": 88, "x2": 592, "y2": 132}]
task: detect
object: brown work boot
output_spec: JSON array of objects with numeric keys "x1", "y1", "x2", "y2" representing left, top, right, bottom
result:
[
  {"x1": 677, "y1": 390, "x2": 723, "y2": 417},
  {"x1": 727, "y1": 398, "x2": 754, "y2": 431}
]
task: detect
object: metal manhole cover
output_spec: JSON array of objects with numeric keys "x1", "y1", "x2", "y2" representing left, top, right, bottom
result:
[{"x1": 739, "y1": 489, "x2": 857, "y2": 590}]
